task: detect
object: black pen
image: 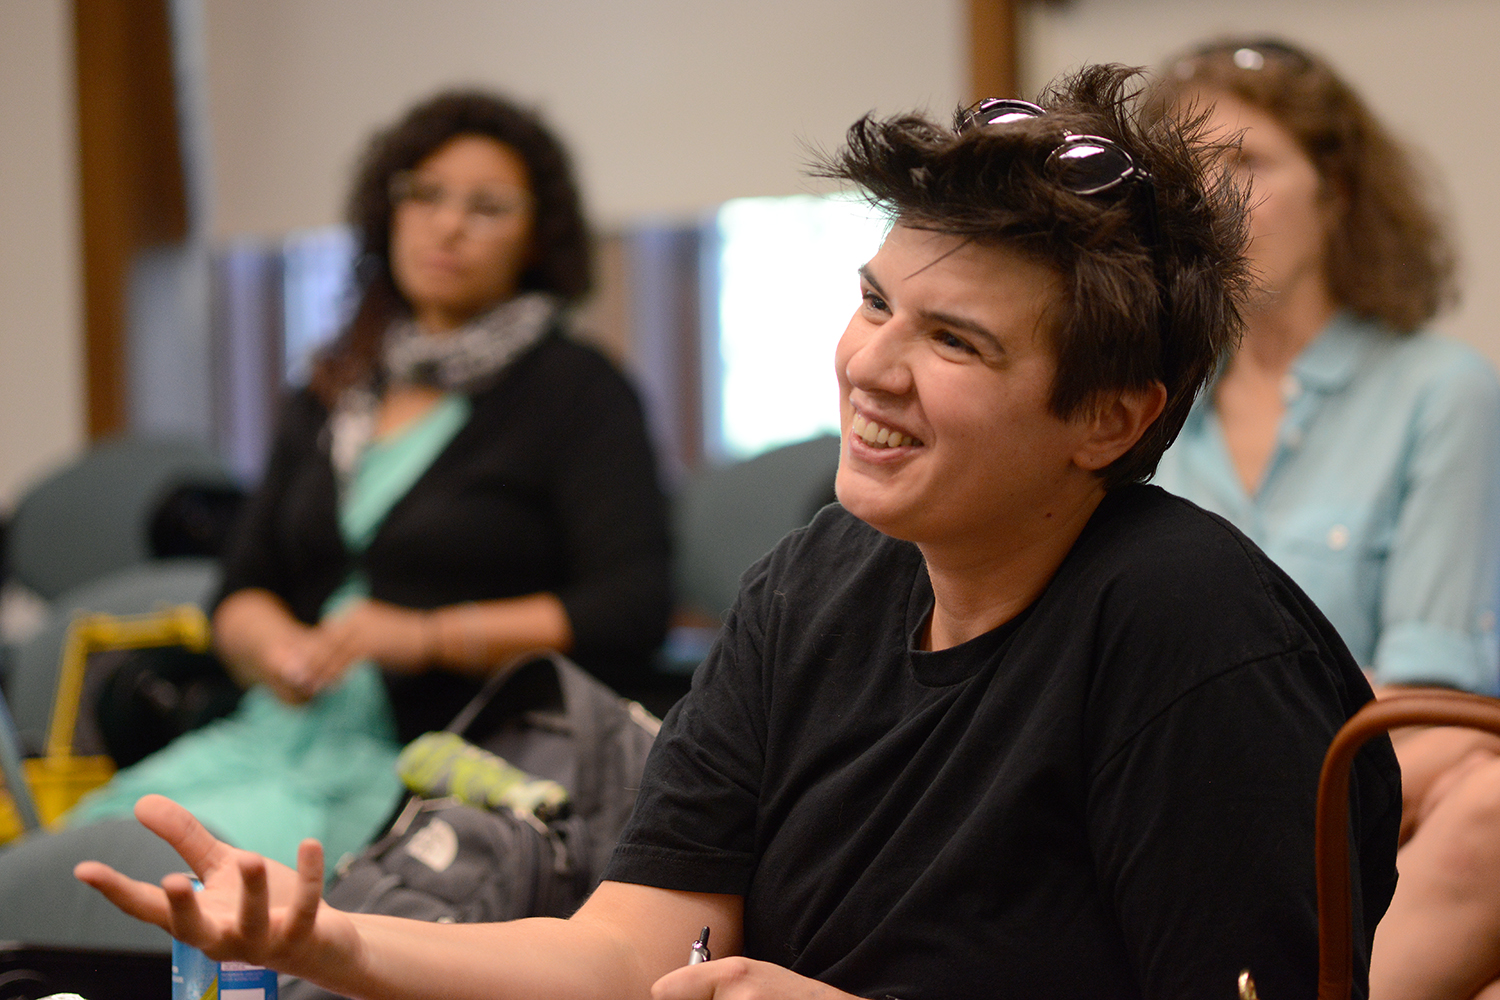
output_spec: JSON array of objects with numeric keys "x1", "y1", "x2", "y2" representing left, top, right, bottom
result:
[{"x1": 689, "y1": 926, "x2": 711, "y2": 965}]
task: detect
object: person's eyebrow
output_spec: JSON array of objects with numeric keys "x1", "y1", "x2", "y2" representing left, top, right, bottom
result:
[{"x1": 858, "y1": 263, "x2": 1006, "y2": 352}]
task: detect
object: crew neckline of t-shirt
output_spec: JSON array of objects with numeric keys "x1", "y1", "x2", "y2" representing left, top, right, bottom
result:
[
  {"x1": 904, "y1": 561, "x2": 1035, "y2": 687},
  {"x1": 895, "y1": 487, "x2": 1143, "y2": 688}
]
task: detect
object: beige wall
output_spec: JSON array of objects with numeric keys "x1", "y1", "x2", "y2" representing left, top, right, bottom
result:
[
  {"x1": 5, "y1": 0, "x2": 1500, "y2": 508},
  {"x1": 1023, "y1": 0, "x2": 1500, "y2": 363},
  {"x1": 0, "y1": 0, "x2": 82, "y2": 509},
  {"x1": 0, "y1": 0, "x2": 966, "y2": 510},
  {"x1": 202, "y1": 0, "x2": 966, "y2": 235}
]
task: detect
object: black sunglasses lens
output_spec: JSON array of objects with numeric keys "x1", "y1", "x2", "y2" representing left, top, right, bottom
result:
[
  {"x1": 1047, "y1": 140, "x2": 1136, "y2": 196},
  {"x1": 965, "y1": 98, "x2": 1046, "y2": 129}
]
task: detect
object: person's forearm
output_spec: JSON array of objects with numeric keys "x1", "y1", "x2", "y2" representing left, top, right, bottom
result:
[
  {"x1": 1374, "y1": 683, "x2": 1500, "y2": 841},
  {"x1": 426, "y1": 593, "x2": 575, "y2": 676},
  {"x1": 212, "y1": 588, "x2": 310, "y2": 688},
  {"x1": 73, "y1": 801, "x2": 740, "y2": 1000},
  {"x1": 326, "y1": 913, "x2": 651, "y2": 1000}
]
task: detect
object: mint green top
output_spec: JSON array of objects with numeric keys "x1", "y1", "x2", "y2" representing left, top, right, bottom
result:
[
  {"x1": 341, "y1": 393, "x2": 473, "y2": 554},
  {"x1": 323, "y1": 393, "x2": 473, "y2": 614},
  {"x1": 69, "y1": 394, "x2": 474, "y2": 869}
]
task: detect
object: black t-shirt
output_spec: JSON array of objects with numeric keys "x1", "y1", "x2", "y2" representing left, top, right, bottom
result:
[
  {"x1": 215, "y1": 332, "x2": 673, "y2": 739},
  {"x1": 605, "y1": 485, "x2": 1400, "y2": 1000}
]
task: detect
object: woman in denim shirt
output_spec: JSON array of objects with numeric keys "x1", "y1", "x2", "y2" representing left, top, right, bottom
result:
[{"x1": 1155, "y1": 38, "x2": 1500, "y2": 1000}]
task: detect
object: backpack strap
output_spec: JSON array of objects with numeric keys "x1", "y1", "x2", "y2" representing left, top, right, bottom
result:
[
  {"x1": 549, "y1": 654, "x2": 626, "y2": 816},
  {"x1": 443, "y1": 650, "x2": 546, "y2": 736},
  {"x1": 442, "y1": 651, "x2": 658, "y2": 819}
]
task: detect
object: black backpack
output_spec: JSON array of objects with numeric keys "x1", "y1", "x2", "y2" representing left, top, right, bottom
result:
[{"x1": 279, "y1": 651, "x2": 660, "y2": 1000}]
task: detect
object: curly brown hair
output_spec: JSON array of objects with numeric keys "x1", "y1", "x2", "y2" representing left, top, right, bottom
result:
[
  {"x1": 311, "y1": 89, "x2": 592, "y2": 403},
  {"x1": 816, "y1": 64, "x2": 1250, "y2": 489},
  {"x1": 1154, "y1": 37, "x2": 1457, "y2": 332}
]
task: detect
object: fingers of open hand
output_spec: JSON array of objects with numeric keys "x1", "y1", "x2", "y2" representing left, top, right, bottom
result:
[
  {"x1": 159, "y1": 852, "x2": 294, "y2": 965},
  {"x1": 237, "y1": 854, "x2": 271, "y2": 944},
  {"x1": 73, "y1": 860, "x2": 173, "y2": 930},
  {"x1": 74, "y1": 797, "x2": 232, "y2": 934},
  {"x1": 75, "y1": 801, "x2": 328, "y2": 972},
  {"x1": 283, "y1": 838, "x2": 326, "y2": 943},
  {"x1": 161, "y1": 862, "x2": 268, "y2": 963},
  {"x1": 134, "y1": 794, "x2": 230, "y2": 877},
  {"x1": 163, "y1": 871, "x2": 220, "y2": 950}
]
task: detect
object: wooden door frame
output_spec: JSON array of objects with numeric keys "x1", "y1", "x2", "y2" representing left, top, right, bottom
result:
[
  {"x1": 969, "y1": 0, "x2": 1022, "y2": 102},
  {"x1": 74, "y1": 0, "x2": 187, "y2": 439}
]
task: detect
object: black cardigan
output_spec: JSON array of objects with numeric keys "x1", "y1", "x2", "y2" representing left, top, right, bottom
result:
[{"x1": 215, "y1": 332, "x2": 673, "y2": 740}]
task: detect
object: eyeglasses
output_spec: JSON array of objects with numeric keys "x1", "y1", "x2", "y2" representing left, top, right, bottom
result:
[
  {"x1": 959, "y1": 98, "x2": 1155, "y2": 197},
  {"x1": 1178, "y1": 38, "x2": 1314, "y2": 77},
  {"x1": 388, "y1": 170, "x2": 532, "y2": 233}
]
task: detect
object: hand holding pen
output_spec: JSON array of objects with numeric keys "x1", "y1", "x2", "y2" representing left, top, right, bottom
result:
[{"x1": 654, "y1": 923, "x2": 862, "y2": 999}]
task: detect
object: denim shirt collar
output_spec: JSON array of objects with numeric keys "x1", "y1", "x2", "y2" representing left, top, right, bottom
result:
[
  {"x1": 1290, "y1": 311, "x2": 1380, "y2": 395},
  {"x1": 1185, "y1": 312, "x2": 1378, "y2": 427}
]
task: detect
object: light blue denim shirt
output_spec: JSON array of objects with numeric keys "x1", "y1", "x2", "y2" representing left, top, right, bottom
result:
[{"x1": 1154, "y1": 312, "x2": 1500, "y2": 693}]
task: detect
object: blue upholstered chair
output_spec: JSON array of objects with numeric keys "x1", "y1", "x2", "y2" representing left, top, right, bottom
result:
[
  {"x1": 6, "y1": 436, "x2": 234, "y2": 602},
  {"x1": 662, "y1": 434, "x2": 841, "y2": 673}
]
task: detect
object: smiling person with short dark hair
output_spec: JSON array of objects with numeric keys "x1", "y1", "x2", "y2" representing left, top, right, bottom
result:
[{"x1": 77, "y1": 65, "x2": 1400, "y2": 1000}]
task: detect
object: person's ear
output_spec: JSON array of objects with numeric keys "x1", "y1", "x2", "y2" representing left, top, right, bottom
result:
[{"x1": 1072, "y1": 381, "x2": 1167, "y2": 472}]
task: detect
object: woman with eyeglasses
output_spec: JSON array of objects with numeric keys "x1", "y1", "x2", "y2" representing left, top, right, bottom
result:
[
  {"x1": 60, "y1": 89, "x2": 673, "y2": 868},
  {"x1": 1152, "y1": 38, "x2": 1500, "y2": 1000},
  {"x1": 76, "y1": 64, "x2": 1401, "y2": 999}
]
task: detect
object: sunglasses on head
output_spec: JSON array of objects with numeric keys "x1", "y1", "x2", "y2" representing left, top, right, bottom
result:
[
  {"x1": 959, "y1": 97, "x2": 1162, "y2": 261},
  {"x1": 960, "y1": 98, "x2": 1155, "y2": 197}
]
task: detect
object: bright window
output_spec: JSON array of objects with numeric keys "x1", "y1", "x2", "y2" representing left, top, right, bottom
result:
[
  {"x1": 281, "y1": 225, "x2": 356, "y2": 385},
  {"x1": 711, "y1": 193, "x2": 890, "y2": 461}
]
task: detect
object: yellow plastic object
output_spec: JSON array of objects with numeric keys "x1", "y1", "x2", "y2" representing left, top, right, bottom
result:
[
  {"x1": 0, "y1": 755, "x2": 118, "y2": 841},
  {"x1": 0, "y1": 604, "x2": 211, "y2": 842}
]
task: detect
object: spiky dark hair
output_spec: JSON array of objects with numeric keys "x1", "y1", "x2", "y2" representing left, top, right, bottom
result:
[{"x1": 816, "y1": 64, "x2": 1250, "y2": 488}]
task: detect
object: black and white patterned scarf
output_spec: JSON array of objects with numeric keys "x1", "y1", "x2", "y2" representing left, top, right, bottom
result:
[{"x1": 329, "y1": 292, "x2": 559, "y2": 479}]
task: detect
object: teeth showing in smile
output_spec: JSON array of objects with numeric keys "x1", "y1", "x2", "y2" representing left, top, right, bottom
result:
[{"x1": 852, "y1": 413, "x2": 919, "y2": 449}]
